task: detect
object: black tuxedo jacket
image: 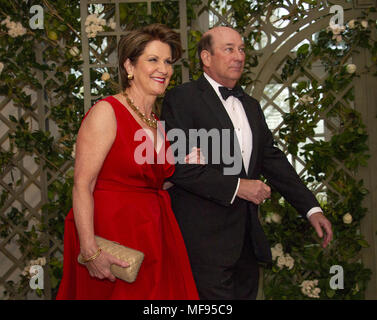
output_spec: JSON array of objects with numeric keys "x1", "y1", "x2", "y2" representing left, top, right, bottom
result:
[{"x1": 161, "y1": 75, "x2": 320, "y2": 267}]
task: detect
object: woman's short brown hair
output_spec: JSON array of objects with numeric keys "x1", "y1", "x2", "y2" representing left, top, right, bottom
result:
[{"x1": 118, "y1": 23, "x2": 182, "y2": 90}]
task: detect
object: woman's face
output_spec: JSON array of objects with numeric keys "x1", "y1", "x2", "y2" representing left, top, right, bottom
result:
[{"x1": 125, "y1": 40, "x2": 173, "y2": 96}]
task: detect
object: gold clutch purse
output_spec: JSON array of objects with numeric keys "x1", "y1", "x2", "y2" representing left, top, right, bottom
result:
[{"x1": 77, "y1": 236, "x2": 144, "y2": 283}]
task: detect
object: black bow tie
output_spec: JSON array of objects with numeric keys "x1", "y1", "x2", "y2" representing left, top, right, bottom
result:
[{"x1": 219, "y1": 86, "x2": 243, "y2": 101}]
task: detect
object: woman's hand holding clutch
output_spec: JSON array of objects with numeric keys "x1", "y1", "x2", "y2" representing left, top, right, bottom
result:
[{"x1": 80, "y1": 247, "x2": 130, "y2": 282}]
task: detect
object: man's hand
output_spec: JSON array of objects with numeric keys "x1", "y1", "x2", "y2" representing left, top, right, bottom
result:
[
  {"x1": 236, "y1": 178, "x2": 271, "y2": 205},
  {"x1": 162, "y1": 181, "x2": 174, "y2": 190},
  {"x1": 184, "y1": 147, "x2": 205, "y2": 164},
  {"x1": 308, "y1": 212, "x2": 333, "y2": 248}
]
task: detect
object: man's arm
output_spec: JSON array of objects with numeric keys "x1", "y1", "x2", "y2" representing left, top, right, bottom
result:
[
  {"x1": 258, "y1": 107, "x2": 321, "y2": 216},
  {"x1": 161, "y1": 89, "x2": 238, "y2": 206},
  {"x1": 255, "y1": 102, "x2": 332, "y2": 247}
]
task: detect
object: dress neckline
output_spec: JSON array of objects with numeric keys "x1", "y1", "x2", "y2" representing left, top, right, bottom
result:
[{"x1": 108, "y1": 95, "x2": 164, "y2": 155}]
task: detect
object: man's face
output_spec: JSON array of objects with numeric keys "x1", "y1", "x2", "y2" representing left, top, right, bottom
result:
[{"x1": 202, "y1": 27, "x2": 245, "y2": 88}]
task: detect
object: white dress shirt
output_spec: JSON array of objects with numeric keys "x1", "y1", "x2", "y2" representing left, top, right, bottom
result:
[{"x1": 203, "y1": 73, "x2": 322, "y2": 219}]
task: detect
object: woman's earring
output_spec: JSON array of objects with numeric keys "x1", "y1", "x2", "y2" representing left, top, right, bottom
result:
[{"x1": 127, "y1": 74, "x2": 134, "y2": 80}]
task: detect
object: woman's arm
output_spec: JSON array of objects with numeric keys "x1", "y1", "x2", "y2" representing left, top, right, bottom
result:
[
  {"x1": 73, "y1": 100, "x2": 116, "y2": 256},
  {"x1": 72, "y1": 100, "x2": 128, "y2": 281}
]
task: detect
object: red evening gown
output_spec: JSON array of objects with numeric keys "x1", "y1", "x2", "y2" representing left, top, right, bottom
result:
[{"x1": 56, "y1": 96, "x2": 199, "y2": 300}]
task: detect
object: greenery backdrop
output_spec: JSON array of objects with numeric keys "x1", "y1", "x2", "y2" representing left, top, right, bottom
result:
[{"x1": 0, "y1": 0, "x2": 376, "y2": 299}]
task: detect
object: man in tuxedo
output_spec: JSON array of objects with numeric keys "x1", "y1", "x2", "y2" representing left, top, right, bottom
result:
[{"x1": 161, "y1": 26, "x2": 332, "y2": 300}]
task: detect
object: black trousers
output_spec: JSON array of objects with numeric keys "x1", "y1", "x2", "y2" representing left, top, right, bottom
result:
[{"x1": 190, "y1": 216, "x2": 259, "y2": 300}]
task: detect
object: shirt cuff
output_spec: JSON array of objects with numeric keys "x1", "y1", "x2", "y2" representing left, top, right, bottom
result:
[
  {"x1": 306, "y1": 207, "x2": 323, "y2": 219},
  {"x1": 230, "y1": 178, "x2": 240, "y2": 204}
]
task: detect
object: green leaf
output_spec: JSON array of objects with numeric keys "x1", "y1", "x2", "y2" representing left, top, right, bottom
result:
[
  {"x1": 326, "y1": 289, "x2": 336, "y2": 298},
  {"x1": 9, "y1": 115, "x2": 17, "y2": 123},
  {"x1": 357, "y1": 239, "x2": 369, "y2": 248},
  {"x1": 297, "y1": 43, "x2": 310, "y2": 56},
  {"x1": 36, "y1": 288, "x2": 43, "y2": 297},
  {"x1": 296, "y1": 81, "x2": 308, "y2": 92}
]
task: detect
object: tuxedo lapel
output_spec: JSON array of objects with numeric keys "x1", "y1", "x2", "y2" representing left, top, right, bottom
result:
[
  {"x1": 197, "y1": 75, "x2": 247, "y2": 177},
  {"x1": 197, "y1": 75, "x2": 235, "y2": 131}
]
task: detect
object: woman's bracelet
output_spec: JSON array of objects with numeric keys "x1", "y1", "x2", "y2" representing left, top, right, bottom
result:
[{"x1": 82, "y1": 248, "x2": 102, "y2": 263}]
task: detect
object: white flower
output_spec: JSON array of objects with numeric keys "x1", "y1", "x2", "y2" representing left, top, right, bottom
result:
[
  {"x1": 271, "y1": 243, "x2": 284, "y2": 261},
  {"x1": 101, "y1": 72, "x2": 110, "y2": 81},
  {"x1": 271, "y1": 213, "x2": 282, "y2": 224},
  {"x1": 313, "y1": 287, "x2": 321, "y2": 295},
  {"x1": 69, "y1": 46, "x2": 80, "y2": 57},
  {"x1": 22, "y1": 256, "x2": 47, "y2": 278},
  {"x1": 29, "y1": 268, "x2": 38, "y2": 277},
  {"x1": 284, "y1": 254, "x2": 295, "y2": 270},
  {"x1": 1, "y1": 17, "x2": 27, "y2": 38},
  {"x1": 361, "y1": 20, "x2": 368, "y2": 29},
  {"x1": 327, "y1": 24, "x2": 345, "y2": 35},
  {"x1": 275, "y1": 250, "x2": 295, "y2": 270},
  {"x1": 347, "y1": 19, "x2": 356, "y2": 29},
  {"x1": 300, "y1": 279, "x2": 321, "y2": 298},
  {"x1": 343, "y1": 213, "x2": 353, "y2": 224},
  {"x1": 346, "y1": 64, "x2": 357, "y2": 74},
  {"x1": 298, "y1": 94, "x2": 314, "y2": 105},
  {"x1": 2, "y1": 16, "x2": 27, "y2": 38},
  {"x1": 277, "y1": 255, "x2": 287, "y2": 268},
  {"x1": 71, "y1": 143, "x2": 76, "y2": 158},
  {"x1": 0, "y1": 62, "x2": 4, "y2": 73},
  {"x1": 22, "y1": 266, "x2": 31, "y2": 278},
  {"x1": 271, "y1": 247, "x2": 281, "y2": 260},
  {"x1": 85, "y1": 14, "x2": 98, "y2": 25},
  {"x1": 265, "y1": 212, "x2": 281, "y2": 224},
  {"x1": 108, "y1": 18, "x2": 116, "y2": 30},
  {"x1": 327, "y1": 24, "x2": 345, "y2": 43},
  {"x1": 99, "y1": 18, "x2": 106, "y2": 26},
  {"x1": 85, "y1": 13, "x2": 105, "y2": 38}
]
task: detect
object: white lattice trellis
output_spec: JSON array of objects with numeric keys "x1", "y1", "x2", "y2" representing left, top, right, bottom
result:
[{"x1": 80, "y1": 0, "x2": 190, "y2": 112}]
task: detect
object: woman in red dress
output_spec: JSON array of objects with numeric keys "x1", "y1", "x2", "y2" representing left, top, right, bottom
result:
[{"x1": 56, "y1": 24, "x2": 199, "y2": 300}]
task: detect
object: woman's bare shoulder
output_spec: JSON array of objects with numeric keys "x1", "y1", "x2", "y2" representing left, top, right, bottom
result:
[{"x1": 83, "y1": 98, "x2": 117, "y2": 126}]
